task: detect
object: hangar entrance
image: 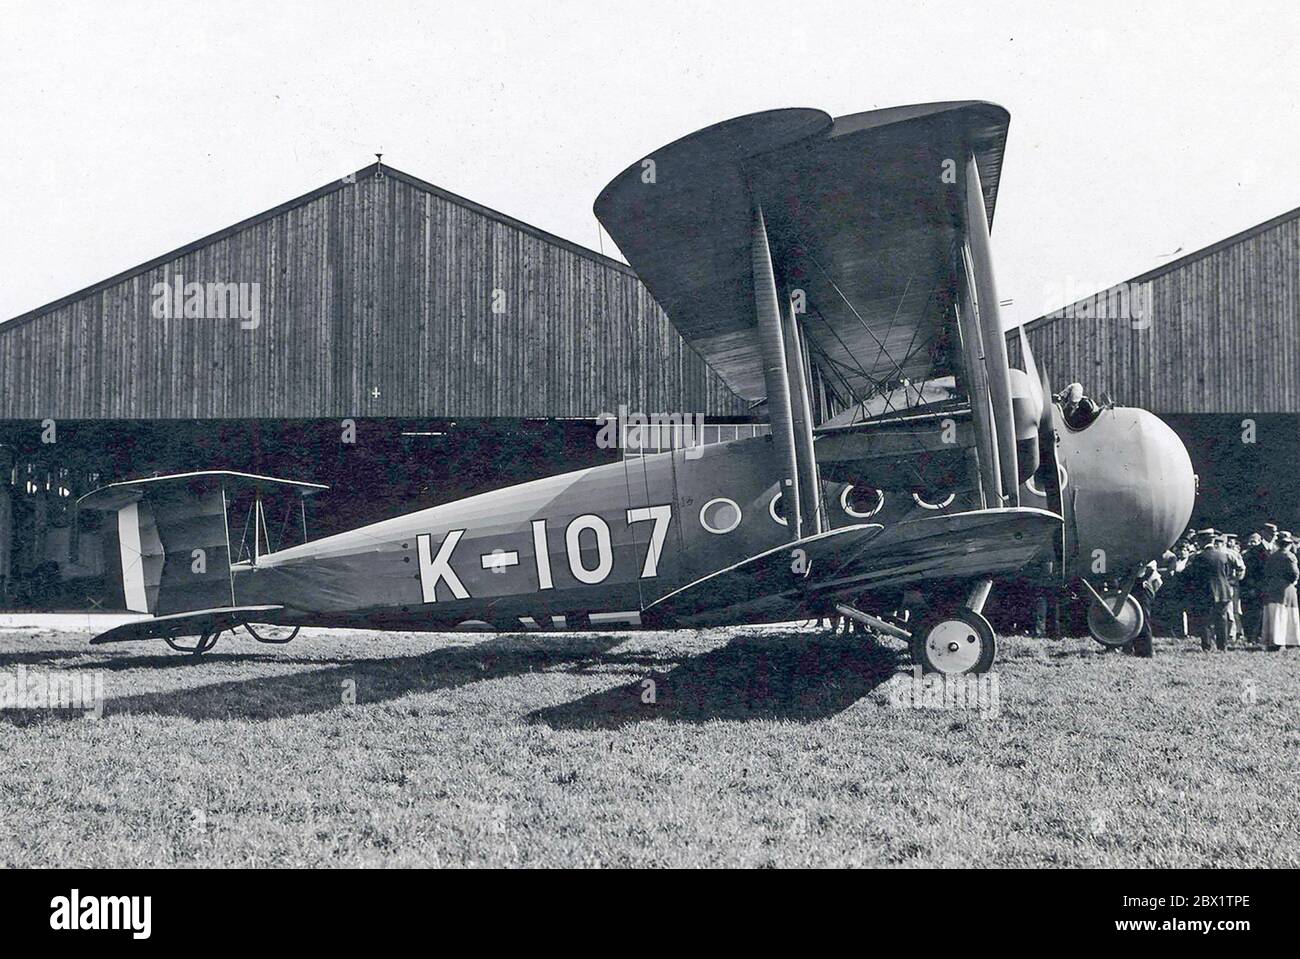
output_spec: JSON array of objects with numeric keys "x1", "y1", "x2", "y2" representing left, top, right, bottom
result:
[{"x1": 0, "y1": 414, "x2": 765, "y2": 611}]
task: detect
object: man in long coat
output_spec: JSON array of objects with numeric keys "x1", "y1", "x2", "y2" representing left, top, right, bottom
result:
[
  {"x1": 1183, "y1": 529, "x2": 1245, "y2": 651},
  {"x1": 1240, "y1": 530, "x2": 1273, "y2": 645}
]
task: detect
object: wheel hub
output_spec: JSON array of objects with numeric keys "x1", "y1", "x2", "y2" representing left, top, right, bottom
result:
[
  {"x1": 1087, "y1": 593, "x2": 1144, "y2": 647},
  {"x1": 927, "y1": 619, "x2": 983, "y2": 674}
]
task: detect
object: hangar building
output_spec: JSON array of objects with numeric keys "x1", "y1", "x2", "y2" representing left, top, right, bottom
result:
[
  {"x1": 6, "y1": 160, "x2": 1296, "y2": 609},
  {"x1": 0, "y1": 163, "x2": 755, "y2": 608},
  {"x1": 1016, "y1": 205, "x2": 1300, "y2": 535}
]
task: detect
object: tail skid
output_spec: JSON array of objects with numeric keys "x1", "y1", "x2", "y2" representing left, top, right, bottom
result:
[{"x1": 88, "y1": 605, "x2": 286, "y2": 650}]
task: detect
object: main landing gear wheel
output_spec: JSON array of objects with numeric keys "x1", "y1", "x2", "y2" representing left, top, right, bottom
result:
[
  {"x1": 1086, "y1": 593, "x2": 1145, "y2": 648},
  {"x1": 911, "y1": 609, "x2": 997, "y2": 675}
]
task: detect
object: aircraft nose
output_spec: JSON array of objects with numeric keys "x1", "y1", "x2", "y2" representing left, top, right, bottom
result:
[
  {"x1": 1063, "y1": 406, "x2": 1196, "y2": 575},
  {"x1": 1134, "y1": 409, "x2": 1197, "y2": 556}
]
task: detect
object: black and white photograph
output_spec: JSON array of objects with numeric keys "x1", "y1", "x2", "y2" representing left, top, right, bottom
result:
[{"x1": 0, "y1": 0, "x2": 1296, "y2": 927}]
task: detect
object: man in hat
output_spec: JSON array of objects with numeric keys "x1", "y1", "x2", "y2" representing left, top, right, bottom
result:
[
  {"x1": 1183, "y1": 528, "x2": 1245, "y2": 651},
  {"x1": 1223, "y1": 533, "x2": 1246, "y2": 643},
  {"x1": 1240, "y1": 529, "x2": 1274, "y2": 645},
  {"x1": 1163, "y1": 537, "x2": 1197, "y2": 638}
]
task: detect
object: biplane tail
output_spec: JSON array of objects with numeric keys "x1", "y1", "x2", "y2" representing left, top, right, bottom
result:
[{"x1": 78, "y1": 471, "x2": 328, "y2": 619}]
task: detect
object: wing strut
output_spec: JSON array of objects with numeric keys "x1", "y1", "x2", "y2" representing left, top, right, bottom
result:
[
  {"x1": 955, "y1": 292, "x2": 1001, "y2": 508},
  {"x1": 781, "y1": 288, "x2": 823, "y2": 533},
  {"x1": 751, "y1": 204, "x2": 802, "y2": 538},
  {"x1": 964, "y1": 152, "x2": 1019, "y2": 506}
]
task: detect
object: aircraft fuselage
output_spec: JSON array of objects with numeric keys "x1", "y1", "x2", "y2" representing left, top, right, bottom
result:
[{"x1": 236, "y1": 433, "x2": 989, "y2": 631}]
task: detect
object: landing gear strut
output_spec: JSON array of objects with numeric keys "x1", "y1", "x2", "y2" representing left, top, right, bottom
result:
[
  {"x1": 835, "y1": 578, "x2": 999, "y2": 676},
  {"x1": 242, "y1": 623, "x2": 301, "y2": 645},
  {"x1": 164, "y1": 629, "x2": 223, "y2": 656},
  {"x1": 158, "y1": 621, "x2": 301, "y2": 657}
]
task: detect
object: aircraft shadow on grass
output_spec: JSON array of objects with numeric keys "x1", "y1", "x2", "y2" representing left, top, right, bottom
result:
[
  {"x1": 530, "y1": 633, "x2": 903, "y2": 729},
  {"x1": 0, "y1": 635, "x2": 623, "y2": 727},
  {"x1": 0, "y1": 649, "x2": 95, "y2": 669},
  {"x1": 2, "y1": 632, "x2": 901, "y2": 727},
  {"x1": 84, "y1": 652, "x2": 370, "y2": 672}
]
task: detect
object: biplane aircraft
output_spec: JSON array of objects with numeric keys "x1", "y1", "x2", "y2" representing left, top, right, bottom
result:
[{"x1": 81, "y1": 101, "x2": 1196, "y2": 674}]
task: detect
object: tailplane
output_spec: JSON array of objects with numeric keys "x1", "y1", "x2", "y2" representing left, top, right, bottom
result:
[{"x1": 78, "y1": 471, "x2": 327, "y2": 616}]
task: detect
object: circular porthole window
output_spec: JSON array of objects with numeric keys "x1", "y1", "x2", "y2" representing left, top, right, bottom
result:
[
  {"x1": 1026, "y1": 463, "x2": 1070, "y2": 498},
  {"x1": 768, "y1": 491, "x2": 788, "y2": 526},
  {"x1": 699, "y1": 497, "x2": 742, "y2": 534},
  {"x1": 912, "y1": 491, "x2": 956, "y2": 510},
  {"x1": 840, "y1": 484, "x2": 885, "y2": 519}
]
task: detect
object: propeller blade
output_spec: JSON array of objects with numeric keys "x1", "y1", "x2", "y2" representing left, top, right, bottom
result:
[
  {"x1": 1036, "y1": 361, "x2": 1060, "y2": 502},
  {"x1": 1018, "y1": 325, "x2": 1045, "y2": 417},
  {"x1": 1039, "y1": 363, "x2": 1054, "y2": 433}
]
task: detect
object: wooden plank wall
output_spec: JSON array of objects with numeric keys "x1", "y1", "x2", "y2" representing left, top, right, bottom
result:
[
  {"x1": 0, "y1": 168, "x2": 748, "y2": 420},
  {"x1": 1015, "y1": 212, "x2": 1300, "y2": 413}
]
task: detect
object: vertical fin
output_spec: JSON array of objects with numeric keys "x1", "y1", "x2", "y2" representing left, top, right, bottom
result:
[{"x1": 117, "y1": 503, "x2": 148, "y2": 613}]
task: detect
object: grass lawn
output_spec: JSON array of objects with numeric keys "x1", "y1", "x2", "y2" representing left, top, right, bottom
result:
[{"x1": 1, "y1": 623, "x2": 1297, "y2": 867}]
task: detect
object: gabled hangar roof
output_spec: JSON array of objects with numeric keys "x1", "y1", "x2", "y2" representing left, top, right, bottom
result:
[
  {"x1": 0, "y1": 158, "x2": 750, "y2": 420},
  {"x1": 2, "y1": 163, "x2": 637, "y2": 332},
  {"x1": 1023, "y1": 203, "x2": 1300, "y2": 333}
]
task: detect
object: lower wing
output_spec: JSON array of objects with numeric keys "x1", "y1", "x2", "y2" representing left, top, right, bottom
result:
[{"x1": 643, "y1": 507, "x2": 1060, "y2": 627}]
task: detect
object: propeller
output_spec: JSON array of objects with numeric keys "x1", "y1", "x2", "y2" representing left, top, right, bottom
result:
[
  {"x1": 1035, "y1": 360, "x2": 1060, "y2": 507},
  {"x1": 1015, "y1": 324, "x2": 1062, "y2": 513},
  {"x1": 1010, "y1": 324, "x2": 1067, "y2": 581}
]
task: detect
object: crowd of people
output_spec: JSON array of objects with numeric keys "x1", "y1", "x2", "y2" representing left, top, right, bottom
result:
[{"x1": 1142, "y1": 522, "x2": 1300, "y2": 653}]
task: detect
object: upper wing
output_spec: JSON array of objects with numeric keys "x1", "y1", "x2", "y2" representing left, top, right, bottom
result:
[
  {"x1": 594, "y1": 101, "x2": 1009, "y2": 408},
  {"x1": 642, "y1": 507, "x2": 1057, "y2": 628}
]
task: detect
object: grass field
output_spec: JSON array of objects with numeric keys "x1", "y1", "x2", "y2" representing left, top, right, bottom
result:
[{"x1": 2, "y1": 622, "x2": 1298, "y2": 867}]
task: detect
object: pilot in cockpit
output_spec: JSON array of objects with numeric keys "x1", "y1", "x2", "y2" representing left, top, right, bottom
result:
[{"x1": 1056, "y1": 382, "x2": 1102, "y2": 430}]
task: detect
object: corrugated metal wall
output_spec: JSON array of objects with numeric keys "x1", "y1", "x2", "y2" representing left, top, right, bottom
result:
[
  {"x1": 1015, "y1": 208, "x2": 1300, "y2": 413},
  {"x1": 0, "y1": 165, "x2": 748, "y2": 420}
]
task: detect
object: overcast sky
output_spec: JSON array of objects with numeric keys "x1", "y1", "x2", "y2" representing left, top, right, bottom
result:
[{"x1": 2, "y1": 0, "x2": 1296, "y2": 329}]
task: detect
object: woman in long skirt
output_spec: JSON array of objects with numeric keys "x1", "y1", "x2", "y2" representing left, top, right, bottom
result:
[{"x1": 1260, "y1": 536, "x2": 1300, "y2": 649}]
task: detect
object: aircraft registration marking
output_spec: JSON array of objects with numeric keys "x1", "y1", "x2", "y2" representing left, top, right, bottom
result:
[
  {"x1": 416, "y1": 529, "x2": 469, "y2": 602},
  {"x1": 417, "y1": 507, "x2": 673, "y2": 604},
  {"x1": 481, "y1": 549, "x2": 519, "y2": 571}
]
